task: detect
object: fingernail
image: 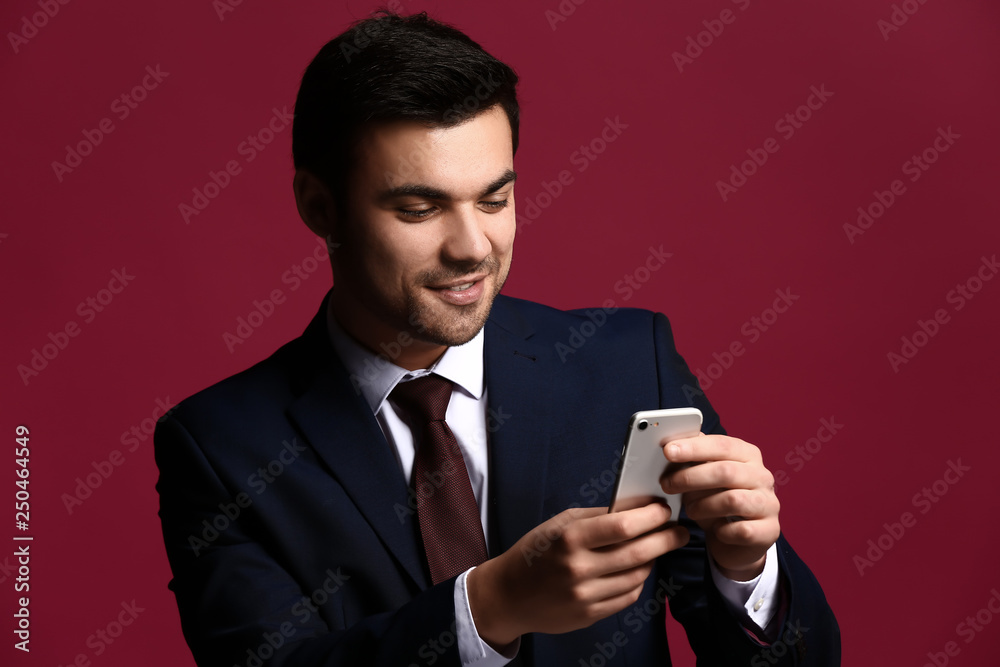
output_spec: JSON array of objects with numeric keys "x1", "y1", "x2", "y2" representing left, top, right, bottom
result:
[{"x1": 667, "y1": 443, "x2": 681, "y2": 459}]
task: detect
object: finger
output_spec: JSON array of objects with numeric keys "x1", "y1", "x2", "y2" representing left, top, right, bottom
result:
[
  {"x1": 563, "y1": 506, "x2": 611, "y2": 520},
  {"x1": 684, "y1": 488, "x2": 778, "y2": 523},
  {"x1": 663, "y1": 459, "x2": 773, "y2": 494},
  {"x1": 547, "y1": 524, "x2": 687, "y2": 596},
  {"x1": 664, "y1": 434, "x2": 760, "y2": 465},
  {"x1": 579, "y1": 503, "x2": 673, "y2": 549},
  {"x1": 539, "y1": 506, "x2": 608, "y2": 538},
  {"x1": 711, "y1": 516, "x2": 780, "y2": 548},
  {"x1": 575, "y1": 561, "x2": 655, "y2": 606},
  {"x1": 592, "y1": 524, "x2": 690, "y2": 573},
  {"x1": 677, "y1": 487, "x2": 723, "y2": 508},
  {"x1": 580, "y1": 526, "x2": 688, "y2": 602},
  {"x1": 578, "y1": 575, "x2": 654, "y2": 624}
]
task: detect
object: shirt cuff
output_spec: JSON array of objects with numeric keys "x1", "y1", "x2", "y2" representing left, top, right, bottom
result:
[
  {"x1": 708, "y1": 542, "x2": 780, "y2": 632},
  {"x1": 454, "y1": 567, "x2": 520, "y2": 666}
]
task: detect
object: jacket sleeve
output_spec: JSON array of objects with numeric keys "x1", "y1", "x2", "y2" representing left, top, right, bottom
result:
[
  {"x1": 154, "y1": 413, "x2": 463, "y2": 667},
  {"x1": 651, "y1": 311, "x2": 842, "y2": 665}
]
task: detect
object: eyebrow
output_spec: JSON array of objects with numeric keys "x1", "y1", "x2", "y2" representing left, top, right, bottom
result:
[{"x1": 378, "y1": 169, "x2": 517, "y2": 203}]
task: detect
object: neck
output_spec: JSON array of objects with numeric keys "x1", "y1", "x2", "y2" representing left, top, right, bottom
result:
[{"x1": 328, "y1": 289, "x2": 447, "y2": 371}]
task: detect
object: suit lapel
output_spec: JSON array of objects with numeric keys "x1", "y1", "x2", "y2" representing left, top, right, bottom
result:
[
  {"x1": 285, "y1": 293, "x2": 558, "y2": 585},
  {"x1": 286, "y1": 297, "x2": 429, "y2": 589},
  {"x1": 483, "y1": 296, "x2": 558, "y2": 553}
]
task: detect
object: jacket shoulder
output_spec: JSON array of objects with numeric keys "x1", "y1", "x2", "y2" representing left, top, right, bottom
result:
[
  {"x1": 164, "y1": 327, "x2": 323, "y2": 429},
  {"x1": 491, "y1": 293, "x2": 662, "y2": 342}
]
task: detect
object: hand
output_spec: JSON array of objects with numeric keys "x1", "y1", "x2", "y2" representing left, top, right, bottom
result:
[
  {"x1": 661, "y1": 433, "x2": 780, "y2": 581},
  {"x1": 467, "y1": 503, "x2": 689, "y2": 648}
]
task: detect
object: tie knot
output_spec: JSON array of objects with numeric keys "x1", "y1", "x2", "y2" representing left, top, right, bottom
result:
[{"x1": 391, "y1": 374, "x2": 453, "y2": 423}]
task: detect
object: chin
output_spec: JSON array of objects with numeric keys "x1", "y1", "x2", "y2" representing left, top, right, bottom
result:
[
  {"x1": 405, "y1": 267, "x2": 508, "y2": 346},
  {"x1": 407, "y1": 296, "x2": 494, "y2": 347},
  {"x1": 412, "y1": 309, "x2": 490, "y2": 346}
]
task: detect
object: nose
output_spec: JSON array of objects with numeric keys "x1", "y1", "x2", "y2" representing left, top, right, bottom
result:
[{"x1": 440, "y1": 206, "x2": 492, "y2": 267}]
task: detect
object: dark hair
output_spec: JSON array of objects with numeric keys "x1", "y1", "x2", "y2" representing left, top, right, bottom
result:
[{"x1": 292, "y1": 9, "x2": 520, "y2": 209}]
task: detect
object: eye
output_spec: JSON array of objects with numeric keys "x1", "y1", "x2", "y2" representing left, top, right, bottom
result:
[
  {"x1": 398, "y1": 206, "x2": 437, "y2": 220},
  {"x1": 481, "y1": 199, "x2": 509, "y2": 211}
]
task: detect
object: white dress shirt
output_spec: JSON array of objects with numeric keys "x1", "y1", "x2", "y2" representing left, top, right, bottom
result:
[{"x1": 325, "y1": 305, "x2": 779, "y2": 665}]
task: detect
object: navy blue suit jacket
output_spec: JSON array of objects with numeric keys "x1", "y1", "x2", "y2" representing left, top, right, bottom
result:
[{"x1": 154, "y1": 292, "x2": 840, "y2": 665}]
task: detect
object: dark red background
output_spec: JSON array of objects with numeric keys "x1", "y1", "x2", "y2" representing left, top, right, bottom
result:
[{"x1": 4, "y1": 0, "x2": 999, "y2": 665}]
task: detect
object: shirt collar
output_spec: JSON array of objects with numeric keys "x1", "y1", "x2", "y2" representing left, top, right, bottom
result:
[{"x1": 325, "y1": 299, "x2": 485, "y2": 415}]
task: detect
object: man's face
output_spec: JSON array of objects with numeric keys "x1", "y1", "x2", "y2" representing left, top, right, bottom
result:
[{"x1": 330, "y1": 104, "x2": 516, "y2": 353}]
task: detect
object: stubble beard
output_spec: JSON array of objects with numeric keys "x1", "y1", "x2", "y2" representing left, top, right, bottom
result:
[{"x1": 404, "y1": 255, "x2": 509, "y2": 347}]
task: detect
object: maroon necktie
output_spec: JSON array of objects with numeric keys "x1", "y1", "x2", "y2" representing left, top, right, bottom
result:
[{"x1": 391, "y1": 374, "x2": 488, "y2": 584}]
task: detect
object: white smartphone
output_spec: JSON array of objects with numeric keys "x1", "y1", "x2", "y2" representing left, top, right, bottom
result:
[{"x1": 608, "y1": 407, "x2": 703, "y2": 520}]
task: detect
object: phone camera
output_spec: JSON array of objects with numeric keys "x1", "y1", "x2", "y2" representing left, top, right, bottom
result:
[{"x1": 637, "y1": 420, "x2": 648, "y2": 431}]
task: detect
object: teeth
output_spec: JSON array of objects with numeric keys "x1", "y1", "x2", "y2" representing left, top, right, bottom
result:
[{"x1": 448, "y1": 282, "x2": 474, "y2": 291}]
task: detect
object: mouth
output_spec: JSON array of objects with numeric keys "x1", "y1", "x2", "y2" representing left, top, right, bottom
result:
[
  {"x1": 426, "y1": 274, "x2": 489, "y2": 305},
  {"x1": 428, "y1": 273, "x2": 488, "y2": 290}
]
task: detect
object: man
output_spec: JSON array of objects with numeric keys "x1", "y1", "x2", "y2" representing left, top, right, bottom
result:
[{"x1": 154, "y1": 10, "x2": 840, "y2": 666}]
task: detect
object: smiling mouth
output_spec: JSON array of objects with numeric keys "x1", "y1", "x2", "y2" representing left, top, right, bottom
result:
[
  {"x1": 428, "y1": 273, "x2": 488, "y2": 290},
  {"x1": 426, "y1": 274, "x2": 488, "y2": 306}
]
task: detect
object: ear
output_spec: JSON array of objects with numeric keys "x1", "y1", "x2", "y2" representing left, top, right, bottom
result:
[{"x1": 293, "y1": 169, "x2": 337, "y2": 240}]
